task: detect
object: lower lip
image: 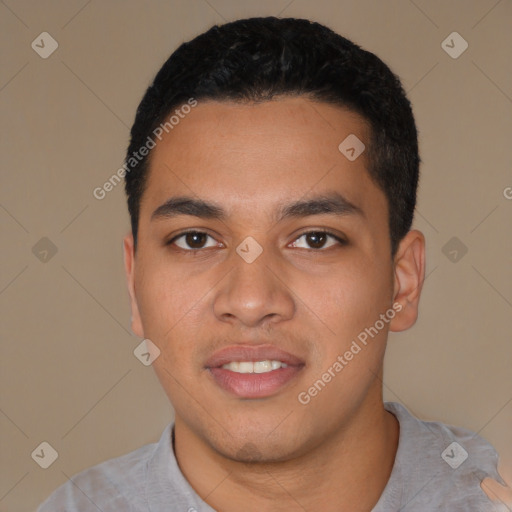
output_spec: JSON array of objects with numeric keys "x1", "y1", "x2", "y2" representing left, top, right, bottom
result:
[{"x1": 208, "y1": 366, "x2": 303, "y2": 398}]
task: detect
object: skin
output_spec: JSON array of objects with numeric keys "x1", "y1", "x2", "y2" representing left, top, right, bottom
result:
[{"x1": 123, "y1": 96, "x2": 426, "y2": 511}]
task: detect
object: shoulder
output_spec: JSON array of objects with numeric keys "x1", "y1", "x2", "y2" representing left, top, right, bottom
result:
[
  {"x1": 37, "y1": 430, "x2": 165, "y2": 512},
  {"x1": 380, "y1": 402, "x2": 508, "y2": 511}
]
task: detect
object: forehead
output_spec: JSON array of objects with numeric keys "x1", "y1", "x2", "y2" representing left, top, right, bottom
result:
[{"x1": 141, "y1": 97, "x2": 384, "y2": 221}]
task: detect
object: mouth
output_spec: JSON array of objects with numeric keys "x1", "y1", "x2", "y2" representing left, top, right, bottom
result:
[
  {"x1": 205, "y1": 344, "x2": 305, "y2": 399},
  {"x1": 220, "y1": 360, "x2": 289, "y2": 373}
]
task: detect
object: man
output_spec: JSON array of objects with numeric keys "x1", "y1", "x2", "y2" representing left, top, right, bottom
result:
[{"x1": 38, "y1": 17, "x2": 510, "y2": 511}]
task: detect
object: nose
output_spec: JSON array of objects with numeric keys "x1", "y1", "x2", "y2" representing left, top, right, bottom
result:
[{"x1": 212, "y1": 244, "x2": 296, "y2": 329}]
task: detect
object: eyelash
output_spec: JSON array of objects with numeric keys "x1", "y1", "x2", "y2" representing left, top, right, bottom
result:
[{"x1": 166, "y1": 230, "x2": 347, "y2": 252}]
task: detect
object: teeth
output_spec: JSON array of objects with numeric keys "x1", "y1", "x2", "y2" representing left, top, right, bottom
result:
[
  {"x1": 238, "y1": 362, "x2": 253, "y2": 373},
  {"x1": 221, "y1": 360, "x2": 288, "y2": 373},
  {"x1": 254, "y1": 361, "x2": 272, "y2": 373}
]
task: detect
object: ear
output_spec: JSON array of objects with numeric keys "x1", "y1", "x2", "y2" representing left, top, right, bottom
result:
[
  {"x1": 389, "y1": 229, "x2": 425, "y2": 332},
  {"x1": 123, "y1": 233, "x2": 144, "y2": 338}
]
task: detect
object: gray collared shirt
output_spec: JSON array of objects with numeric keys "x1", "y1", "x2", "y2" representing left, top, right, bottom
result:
[{"x1": 37, "y1": 402, "x2": 509, "y2": 511}]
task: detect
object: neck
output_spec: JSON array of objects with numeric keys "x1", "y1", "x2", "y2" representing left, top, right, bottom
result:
[{"x1": 174, "y1": 396, "x2": 399, "y2": 512}]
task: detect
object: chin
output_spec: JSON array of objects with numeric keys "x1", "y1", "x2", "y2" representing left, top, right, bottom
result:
[{"x1": 207, "y1": 425, "x2": 310, "y2": 464}]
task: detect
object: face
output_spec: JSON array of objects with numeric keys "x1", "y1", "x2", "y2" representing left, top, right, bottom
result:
[{"x1": 124, "y1": 96, "x2": 423, "y2": 462}]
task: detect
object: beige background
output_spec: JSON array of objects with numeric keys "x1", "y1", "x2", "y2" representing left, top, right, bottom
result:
[{"x1": 0, "y1": 0, "x2": 511, "y2": 510}]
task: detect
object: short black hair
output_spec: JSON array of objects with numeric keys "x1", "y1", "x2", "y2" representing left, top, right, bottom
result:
[{"x1": 124, "y1": 17, "x2": 420, "y2": 256}]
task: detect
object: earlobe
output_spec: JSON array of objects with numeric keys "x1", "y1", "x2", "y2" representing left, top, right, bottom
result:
[
  {"x1": 123, "y1": 233, "x2": 144, "y2": 338},
  {"x1": 389, "y1": 229, "x2": 425, "y2": 333}
]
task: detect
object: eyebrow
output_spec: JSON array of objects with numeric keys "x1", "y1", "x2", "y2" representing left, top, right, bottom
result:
[{"x1": 151, "y1": 192, "x2": 364, "y2": 223}]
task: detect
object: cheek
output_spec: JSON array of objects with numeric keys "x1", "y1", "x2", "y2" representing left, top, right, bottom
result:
[
  {"x1": 135, "y1": 260, "x2": 203, "y2": 349},
  {"x1": 298, "y1": 258, "x2": 392, "y2": 343}
]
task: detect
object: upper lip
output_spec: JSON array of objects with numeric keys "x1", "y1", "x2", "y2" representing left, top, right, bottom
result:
[{"x1": 205, "y1": 344, "x2": 305, "y2": 368}]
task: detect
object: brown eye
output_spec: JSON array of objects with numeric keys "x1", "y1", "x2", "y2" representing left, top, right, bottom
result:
[
  {"x1": 185, "y1": 232, "x2": 207, "y2": 248},
  {"x1": 168, "y1": 231, "x2": 218, "y2": 250},
  {"x1": 305, "y1": 232, "x2": 328, "y2": 249},
  {"x1": 290, "y1": 231, "x2": 346, "y2": 250}
]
